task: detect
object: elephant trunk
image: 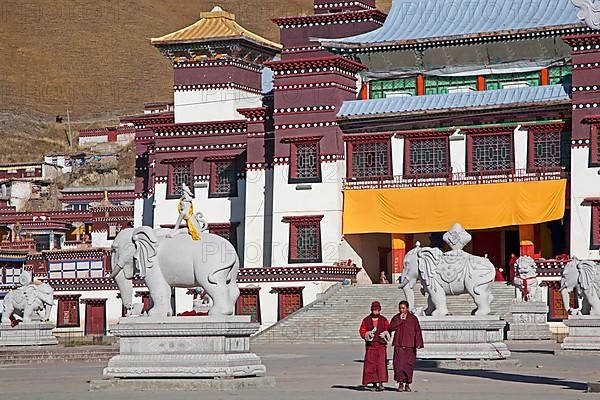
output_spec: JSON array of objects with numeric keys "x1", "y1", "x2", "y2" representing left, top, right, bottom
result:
[
  {"x1": 113, "y1": 268, "x2": 134, "y2": 314},
  {"x1": 560, "y1": 287, "x2": 571, "y2": 315}
]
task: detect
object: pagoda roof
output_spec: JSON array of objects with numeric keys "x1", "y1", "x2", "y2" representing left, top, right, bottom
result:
[
  {"x1": 322, "y1": 0, "x2": 587, "y2": 52},
  {"x1": 338, "y1": 84, "x2": 571, "y2": 119},
  {"x1": 151, "y1": 6, "x2": 281, "y2": 52}
]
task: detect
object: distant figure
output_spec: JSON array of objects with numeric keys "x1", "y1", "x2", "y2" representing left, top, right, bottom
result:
[
  {"x1": 359, "y1": 301, "x2": 390, "y2": 391},
  {"x1": 495, "y1": 266, "x2": 505, "y2": 281},
  {"x1": 55, "y1": 115, "x2": 64, "y2": 123},
  {"x1": 379, "y1": 270, "x2": 389, "y2": 284},
  {"x1": 508, "y1": 253, "x2": 518, "y2": 282},
  {"x1": 356, "y1": 266, "x2": 372, "y2": 285},
  {"x1": 388, "y1": 300, "x2": 424, "y2": 392}
]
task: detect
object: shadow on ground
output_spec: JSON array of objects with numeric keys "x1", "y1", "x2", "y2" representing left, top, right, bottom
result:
[{"x1": 422, "y1": 368, "x2": 587, "y2": 391}]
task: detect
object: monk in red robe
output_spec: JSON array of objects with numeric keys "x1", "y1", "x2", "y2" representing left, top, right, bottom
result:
[
  {"x1": 388, "y1": 300, "x2": 424, "y2": 392},
  {"x1": 359, "y1": 301, "x2": 390, "y2": 391}
]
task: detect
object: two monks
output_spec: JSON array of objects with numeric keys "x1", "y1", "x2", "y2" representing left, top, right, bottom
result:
[{"x1": 359, "y1": 300, "x2": 424, "y2": 392}]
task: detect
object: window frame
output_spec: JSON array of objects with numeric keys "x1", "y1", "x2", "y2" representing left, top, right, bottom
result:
[
  {"x1": 590, "y1": 123, "x2": 600, "y2": 167},
  {"x1": 592, "y1": 204, "x2": 600, "y2": 250},
  {"x1": 272, "y1": 287, "x2": 304, "y2": 321},
  {"x1": 236, "y1": 287, "x2": 261, "y2": 324},
  {"x1": 527, "y1": 124, "x2": 564, "y2": 172},
  {"x1": 346, "y1": 136, "x2": 392, "y2": 180},
  {"x1": 56, "y1": 295, "x2": 81, "y2": 328},
  {"x1": 208, "y1": 157, "x2": 238, "y2": 198},
  {"x1": 404, "y1": 135, "x2": 450, "y2": 178},
  {"x1": 208, "y1": 222, "x2": 239, "y2": 251},
  {"x1": 166, "y1": 159, "x2": 194, "y2": 199},
  {"x1": 466, "y1": 130, "x2": 514, "y2": 174},
  {"x1": 289, "y1": 140, "x2": 321, "y2": 184},
  {"x1": 283, "y1": 215, "x2": 323, "y2": 264}
]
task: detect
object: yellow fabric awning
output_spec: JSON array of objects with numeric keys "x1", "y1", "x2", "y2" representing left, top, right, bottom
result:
[{"x1": 343, "y1": 179, "x2": 566, "y2": 235}]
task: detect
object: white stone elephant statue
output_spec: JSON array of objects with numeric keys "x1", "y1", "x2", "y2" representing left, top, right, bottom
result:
[
  {"x1": 398, "y1": 242, "x2": 495, "y2": 316},
  {"x1": 560, "y1": 258, "x2": 600, "y2": 316},
  {"x1": 513, "y1": 255, "x2": 542, "y2": 302},
  {"x1": 1, "y1": 271, "x2": 55, "y2": 324},
  {"x1": 109, "y1": 226, "x2": 240, "y2": 318}
]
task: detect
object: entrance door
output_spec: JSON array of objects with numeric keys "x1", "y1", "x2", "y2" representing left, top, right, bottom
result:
[
  {"x1": 84, "y1": 300, "x2": 106, "y2": 336},
  {"x1": 472, "y1": 230, "x2": 503, "y2": 270}
]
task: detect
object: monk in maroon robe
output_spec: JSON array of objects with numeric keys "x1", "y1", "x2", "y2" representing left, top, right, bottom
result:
[
  {"x1": 359, "y1": 301, "x2": 389, "y2": 391},
  {"x1": 388, "y1": 300, "x2": 424, "y2": 392}
]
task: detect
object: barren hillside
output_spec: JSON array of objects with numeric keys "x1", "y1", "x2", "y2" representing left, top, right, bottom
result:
[{"x1": 0, "y1": 0, "x2": 391, "y2": 162}]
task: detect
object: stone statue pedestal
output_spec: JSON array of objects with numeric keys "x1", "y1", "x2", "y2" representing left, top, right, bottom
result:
[
  {"x1": 416, "y1": 316, "x2": 511, "y2": 361},
  {"x1": 101, "y1": 316, "x2": 271, "y2": 384},
  {"x1": 561, "y1": 315, "x2": 600, "y2": 351},
  {"x1": 0, "y1": 323, "x2": 58, "y2": 346},
  {"x1": 508, "y1": 301, "x2": 552, "y2": 340}
]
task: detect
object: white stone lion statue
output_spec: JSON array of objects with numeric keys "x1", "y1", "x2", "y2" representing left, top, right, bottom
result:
[{"x1": 513, "y1": 255, "x2": 541, "y2": 302}]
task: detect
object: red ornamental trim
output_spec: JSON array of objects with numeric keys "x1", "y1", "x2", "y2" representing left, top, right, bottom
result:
[
  {"x1": 282, "y1": 215, "x2": 324, "y2": 224},
  {"x1": 582, "y1": 116, "x2": 600, "y2": 124},
  {"x1": 239, "y1": 287, "x2": 261, "y2": 295},
  {"x1": 272, "y1": 9, "x2": 386, "y2": 27},
  {"x1": 523, "y1": 122, "x2": 567, "y2": 134},
  {"x1": 585, "y1": 198, "x2": 600, "y2": 205},
  {"x1": 266, "y1": 56, "x2": 365, "y2": 74},
  {"x1": 151, "y1": 120, "x2": 247, "y2": 134},
  {"x1": 271, "y1": 286, "x2": 305, "y2": 294},
  {"x1": 204, "y1": 154, "x2": 240, "y2": 162},
  {"x1": 281, "y1": 135, "x2": 324, "y2": 144},
  {"x1": 461, "y1": 125, "x2": 516, "y2": 135},
  {"x1": 343, "y1": 132, "x2": 393, "y2": 143},
  {"x1": 161, "y1": 157, "x2": 196, "y2": 164},
  {"x1": 397, "y1": 129, "x2": 455, "y2": 138},
  {"x1": 562, "y1": 33, "x2": 600, "y2": 48},
  {"x1": 208, "y1": 222, "x2": 240, "y2": 230},
  {"x1": 54, "y1": 294, "x2": 82, "y2": 301},
  {"x1": 238, "y1": 107, "x2": 269, "y2": 119},
  {"x1": 80, "y1": 298, "x2": 107, "y2": 305}
]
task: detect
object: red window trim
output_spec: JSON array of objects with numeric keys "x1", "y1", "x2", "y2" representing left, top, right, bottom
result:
[
  {"x1": 592, "y1": 204, "x2": 600, "y2": 250},
  {"x1": 55, "y1": 294, "x2": 81, "y2": 328},
  {"x1": 465, "y1": 128, "x2": 514, "y2": 174},
  {"x1": 208, "y1": 222, "x2": 239, "y2": 249},
  {"x1": 289, "y1": 140, "x2": 321, "y2": 183},
  {"x1": 272, "y1": 286, "x2": 304, "y2": 321},
  {"x1": 283, "y1": 215, "x2": 323, "y2": 264},
  {"x1": 209, "y1": 158, "x2": 238, "y2": 198},
  {"x1": 236, "y1": 287, "x2": 262, "y2": 324},
  {"x1": 526, "y1": 122, "x2": 565, "y2": 172},
  {"x1": 590, "y1": 124, "x2": 600, "y2": 167},
  {"x1": 346, "y1": 138, "x2": 392, "y2": 180},
  {"x1": 403, "y1": 135, "x2": 450, "y2": 178},
  {"x1": 166, "y1": 160, "x2": 194, "y2": 199}
]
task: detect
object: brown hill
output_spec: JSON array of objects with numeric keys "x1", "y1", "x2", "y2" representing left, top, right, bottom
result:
[{"x1": 0, "y1": 0, "x2": 391, "y2": 162}]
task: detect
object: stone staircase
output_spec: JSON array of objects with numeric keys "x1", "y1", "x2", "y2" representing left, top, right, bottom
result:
[
  {"x1": 253, "y1": 282, "x2": 517, "y2": 344},
  {"x1": 0, "y1": 346, "x2": 118, "y2": 364}
]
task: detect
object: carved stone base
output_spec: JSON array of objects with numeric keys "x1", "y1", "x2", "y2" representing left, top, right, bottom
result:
[
  {"x1": 561, "y1": 316, "x2": 600, "y2": 351},
  {"x1": 0, "y1": 323, "x2": 58, "y2": 346},
  {"x1": 103, "y1": 316, "x2": 268, "y2": 379},
  {"x1": 508, "y1": 301, "x2": 552, "y2": 340},
  {"x1": 416, "y1": 316, "x2": 511, "y2": 360},
  {"x1": 90, "y1": 377, "x2": 276, "y2": 391}
]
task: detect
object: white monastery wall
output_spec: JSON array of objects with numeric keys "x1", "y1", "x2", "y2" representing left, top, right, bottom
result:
[{"x1": 174, "y1": 89, "x2": 263, "y2": 123}]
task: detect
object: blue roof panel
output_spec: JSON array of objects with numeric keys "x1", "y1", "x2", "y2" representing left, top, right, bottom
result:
[
  {"x1": 327, "y1": 0, "x2": 583, "y2": 47},
  {"x1": 337, "y1": 85, "x2": 571, "y2": 118}
]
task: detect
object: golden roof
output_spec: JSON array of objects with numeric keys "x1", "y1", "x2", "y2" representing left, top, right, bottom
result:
[{"x1": 151, "y1": 6, "x2": 281, "y2": 51}]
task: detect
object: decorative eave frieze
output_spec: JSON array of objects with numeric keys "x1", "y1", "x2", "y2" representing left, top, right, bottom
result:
[
  {"x1": 275, "y1": 105, "x2": 336, "y2": 114},
  {"x1": 266, "y1": 56, "x2": 365, "y2": 74},
  {"x1": 173, "y1": 82, "x2": 262, "y2": 94},
  {"x1": 150, "y1": 120, "x2": 247, "y2": 137},
  {"x1": 343, "y1": 132, "x2": 394, "y2": 142},
  {"x1": 272, "y1": 9, "x2": 386, "y2": 28},
  {"x1": 275, "y1": 121, "x2": 337, "y2": 130},
  {"x1": 151, "y1": 143, "x2": 246, "y2": 153},
  {"x1": 571, "y1": 138, "x2": 591, "y2": 147},
  {"x1": 314, "y1": 0, "x2": 376, "y2": 11}
]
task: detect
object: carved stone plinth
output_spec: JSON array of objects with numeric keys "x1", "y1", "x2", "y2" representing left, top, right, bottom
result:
[
  {"x1": 561, "y1": 316, "x2": 600, "y2": 351},
  {"x1": 416, "y1": 316, "x2": 511, "y2": 360},
  {"x1": 0, "y1": 323, "x2": 58, "y2": 346},
  {"x1": 102, "y1": 316, "x2": 269, "y2": 379},
  {"x1": 508, "y1": 301, "x2": 552, "y2": 340}
]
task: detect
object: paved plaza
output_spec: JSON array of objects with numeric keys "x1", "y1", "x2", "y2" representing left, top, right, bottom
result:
[{"x1": 0, "y1": 341, "x2": 598, "y2": 399}]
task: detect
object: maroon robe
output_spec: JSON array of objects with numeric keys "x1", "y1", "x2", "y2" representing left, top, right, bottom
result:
[
  {"x1": 388, "y1": 312, "x2": 424, "y2": 384},
  {"x1": 359, "y1": 315, "x2": 389, "y2": 386}
]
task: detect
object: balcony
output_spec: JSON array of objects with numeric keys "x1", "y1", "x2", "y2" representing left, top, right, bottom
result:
[{"x1": 343, "y1": 167, "x2": 566, "y2": 190}]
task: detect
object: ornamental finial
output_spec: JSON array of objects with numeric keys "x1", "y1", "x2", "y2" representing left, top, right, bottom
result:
[{"x1": 572, "y1": 0, "x2": 600, "y2": 30}]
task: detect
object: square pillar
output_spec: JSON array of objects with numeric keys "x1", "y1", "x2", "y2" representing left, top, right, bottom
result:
[
  {"x1": 519, "y1": 224, "x2": 535, "y2": 257},
  {"x1": 391, "y1": 234, "x2": 406, "y2": 283}
]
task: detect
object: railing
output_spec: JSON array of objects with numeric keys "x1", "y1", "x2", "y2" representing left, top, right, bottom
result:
[
  {"x1": 343, "y1": 167, "x2": 566, "y2": 190},
  {"x1": 0, "y1": 240, "x2": 36, "y2": 251},
  {"x1": 237, "y1": 265, "x2": 359, "y2": 283}
]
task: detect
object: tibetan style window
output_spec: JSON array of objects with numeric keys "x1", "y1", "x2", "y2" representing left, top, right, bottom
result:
[
  {"x1": 592, "y1": 124, "x2": 600, "y2": 166},
  {"x1": 3, "y1": 267, "x2": 21, "y2": 285},
  {"x1": 592, "y1": 204, "x2": 600, "y2": 250},
  {"x1": 56, "y1": 295, "x2": 81, "y2": 328},
  {"x1": 425, "y1": 76, "x2": 477, "y2": 95},
  {"x1": 405, "y1": 137, "x2": 449, "y2": 177},
  {"x1": 348, "y1": 140, "x2": 391, "y2": 179},
  {"x1": 528, "y1": 128, "x2": 562, "y2": 171},
  {"x1": 210, "y1": 159, "x2": 237, "y2": 197},
  {"x1": 290, "y1": 142, "x2": 320, "y2": 183},
  {"x1": 548, "y1": 65, "x2": 572, "y2": 86},
  {"x1": 236, "y1": 287, "x2": 261, "y2": 323},
  {"x1": 283, "y1": 215, "x2": 323, "y2": 263},
  {"x1": 467, "y1": 133, "x2": 513, "y2": 173},
  {"x1": 168, "y1": 161, "x2": 192, "y2": 197},
  {"x1": 273, "y1": 287, "x2": 304, "y2": 321},
  {"x1": 485, "y1": 71, "x2": 540, "y2": 90},
  {"x1": 370, "y1": 77, "x2": 417, "y2": 99}
]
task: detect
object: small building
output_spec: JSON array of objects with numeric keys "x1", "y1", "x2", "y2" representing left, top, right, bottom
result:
[{"x1": 59, "y1": 185, "x2": 134, "y2": 212}]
